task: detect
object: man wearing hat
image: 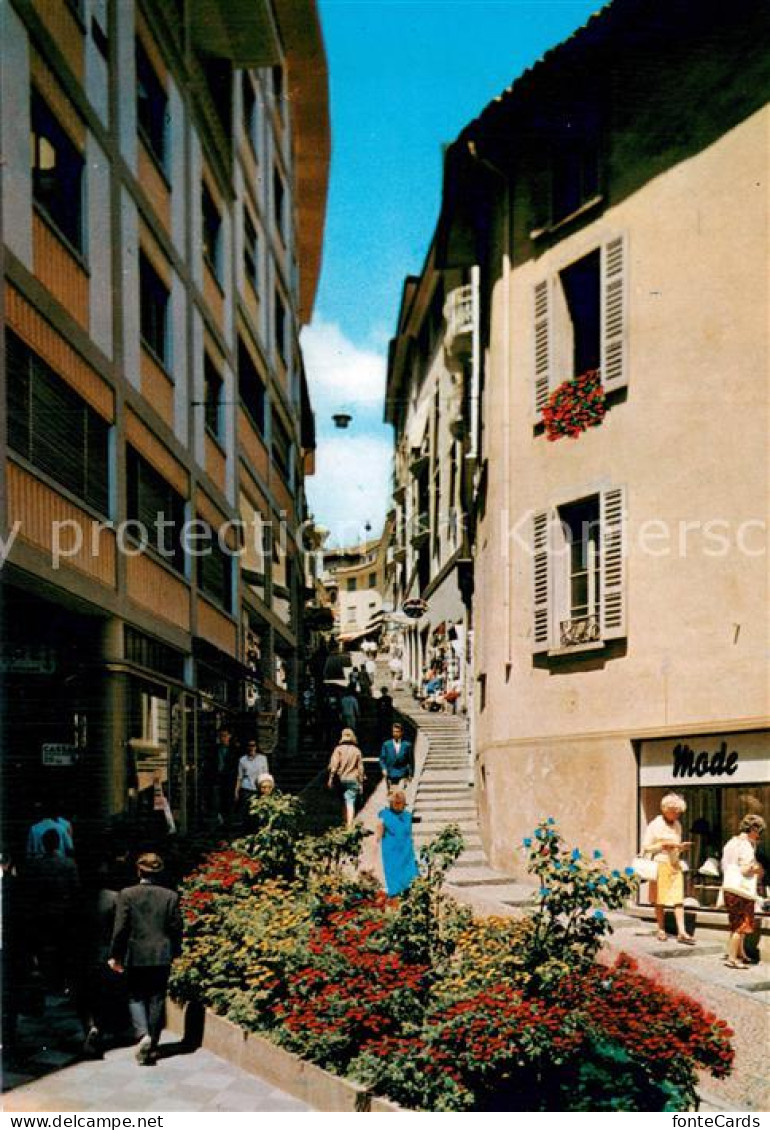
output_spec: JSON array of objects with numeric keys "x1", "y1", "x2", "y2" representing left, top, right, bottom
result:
[{"x1": 108, "y1": 853, "x2": 181, "y2": 1065}]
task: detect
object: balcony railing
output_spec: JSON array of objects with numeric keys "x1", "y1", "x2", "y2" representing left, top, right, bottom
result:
[
  {"x1": 560, "y1": 614, "x2": 600, "y2": 648},
  {"x1": 443, "y1": 284, "x2": 476, "y2": 368},
  {"x1": 410, "y1": 512, "x2": 430, "y2": 547}
]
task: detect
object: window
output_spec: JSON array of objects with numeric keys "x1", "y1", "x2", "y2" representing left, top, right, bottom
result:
[
  {"x1": 550, "y1": 105, "x2": 600, "y2": 224},
  {"x1": 136, "y1": 38, "x2": 167, "y2": 167},
  {"x1": 532, "y1": 486, "x2": 626, "y2": 654},
  {"x1": 560, "y1": 250, "x2": 601, "y2": 378},
  {"x1": 203, "y1": 355, "x2": 223, "y2": 440},
  {"x1": 243, "y1": 210, "x2": 259, "y2": 292},
  {"x1": 346, "y1": 578, "x2": 356, "y2": 593},
  {"x1": 271, "y1": 412, "x2": 291, "y2": 482},
  {"x1": 139, "y1": 252, "x2": 170, "y2": 364},
  {"x1": 272, "y1": 65, "x2": 284, "y2": 103},
  {"x1": 242, "y1": 72, "x2": 256, "y2": 146},
  {"x1": 30, "y1": 92, "x2": 84, "y2": 251},
  {"x1": 126, "y1": 447, "x2": 185, "y2": 572},
  {"x1": 533, "y1": 234, "x2": 626, "y2": 414},
  {"x1": 238, "y1": 339, "x2": 266, "y2": 434},
  {"x1": 90, "y1": 0, "x2": 109, "y2": 58},
  {"x1": 368, "y1": 573, "x2": 376, "y2": 588},
  {"x1": 197, "y1": 523, "x2": 232, "y2": 610},
  {"x1": 273, "y1": 167, "x2": 286, "y2": 241},
  {"x1": 274, "y1": 289, "x2": 288, "y2": 364},
  {"x1": 6, "y1": 330, "x2": 109, "y2": 514},
  {"x1": 202, "y1": 183, "x2": 222, "y2": 280}
]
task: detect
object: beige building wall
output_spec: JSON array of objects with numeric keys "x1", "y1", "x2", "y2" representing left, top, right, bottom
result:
[{"x1": 475, "y1": 106, "x2": 770, "y2": 869}]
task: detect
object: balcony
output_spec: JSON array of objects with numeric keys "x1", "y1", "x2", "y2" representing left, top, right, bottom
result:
[
  {"x1": 410, "y1": 512, "x2": 430, "y2": 547},
  {"x1": 409, "y1": 448, "x2": 429, "y2": 477},
  {"x1": 443, "y1": 283, "x2": 476, "y2": 370},
  {"x1": 559, "y1": 614, "x2": 600, "y2": 648}
]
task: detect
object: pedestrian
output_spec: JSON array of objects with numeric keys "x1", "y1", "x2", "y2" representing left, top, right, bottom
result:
[
  {"x1": 376, "y1": 686, "x2": 394, "y2": 744},
  {"x1": 340, "y1": 681, "x2": 360, "y2": 730},
  {"x1": 108, "y1": 852, "x2": 182, "y2": 1066},
  {"x1": 211, "y1": 725, "x2": 235, "y2": 822},
  {"x1": 77, "y1": 854, "x2": 129, "y2": 1058},
  {"x1": 388, "y1": 654, "x2": 403, "y2": 686},
  {"x1": 376, "y1": 790, "x2": 419, "y2": 897},
  {"x1": 23, "y1": 827, "x2": 80, "y2": 990},
  {"x1": 234, "y1": 739, "x2": 269, "y2": 821},
  {"x1": 379, "y1": 722, "x2": 414, "y2": 793},
  {"x1": 257, "y1": 772, "x2": 276, "y2": 797},
  {"x1": 720, "y1": 814, "x2": 765, "y2": 969},
  {"x1": 358, "y1": 665, "x2": 372, "y2": 696},
  {"x1": 642, "y1": 793, "x2": 695, "y2": 945},
  {"x1": 26, "y1": 802, "x2": 75, "y2": 859},
  {"x1": 327, "y1": 728, "x2": 364, "y2": 828}
]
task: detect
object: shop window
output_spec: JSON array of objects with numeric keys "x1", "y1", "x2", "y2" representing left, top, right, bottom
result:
[
  {"x1": 243, "y1": 209, "x2": 259, "y2": 292},
  {"x1": 6, "y1": 330, "x2": 109, "y2": 514},
  {"x1": 533, "y1": 234, "x2": 627, "y2": 414},
  {"x1": 136, "y1": 38, "x2": 167, "y2": 168},
  {"x1": 30, "y1": 91, "x2": 84, "y2": 252},
  {"x1": 202, "y1": 183, "x2": 222, "y2": 281},
  {"x1": 139, "y1": 252, "x2": 170, "y2": 365},
  {"x1": 238, "y1": 338, "x2": 266, "y2": 434},
  {"x1": 125, "y1": 626, "x2": 185, "y2": 681},
  {"x1": 203, "y1": 354, "x2": 223, "y2": 440},
  {"x1": 126, "y1": 446, "x2": 186, "y2": 573},
  {"x1": 197, "y1": 525, "x2": 233, "y2": 610},
  {"x1": 271, "y1": 411, "x2": 291, "y2": 482},
  {"x1": 532, "y1": 486, "x2": 625, "y2": 653}
]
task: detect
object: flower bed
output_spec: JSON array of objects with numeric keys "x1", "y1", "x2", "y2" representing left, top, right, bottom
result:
[{"x1": 170, "y1": 803, "x2": 734, "y2": 1112}]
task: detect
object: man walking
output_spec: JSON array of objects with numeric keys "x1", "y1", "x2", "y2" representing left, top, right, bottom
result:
[
  {"x1": 234, "y1": 739, "x2": 269, "y2": 820},
  {"x1": 108, "y1": 852, "x2": 181, "y2": 1065},
  {"x1": 379, "y1": 722, "x2": 414, "y2": 793}
]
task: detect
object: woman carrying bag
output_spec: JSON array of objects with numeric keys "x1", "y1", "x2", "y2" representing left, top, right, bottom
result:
[
  {"x1": 642, "y1": 793, "x2": 695, "y2": 945},
  {"x1": 720, "y1": 814, "x2": 766, "y2": 969}
]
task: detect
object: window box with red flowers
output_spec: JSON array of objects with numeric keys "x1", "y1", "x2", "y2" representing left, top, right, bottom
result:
[{"x1": 542, "y1": 369, "x2": 607, "y2": 441}]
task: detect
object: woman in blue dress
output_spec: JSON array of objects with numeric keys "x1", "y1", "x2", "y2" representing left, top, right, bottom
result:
[{"x1": 376, "y1": 791, "x2": 419, "y2": 896}]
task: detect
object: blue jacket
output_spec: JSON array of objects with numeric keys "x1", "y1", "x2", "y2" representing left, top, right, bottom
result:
[{"x1": 379, "y1": 738, "x2": 414, "y2": 780}]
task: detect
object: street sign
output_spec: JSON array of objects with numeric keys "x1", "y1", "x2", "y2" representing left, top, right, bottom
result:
[
  {"x1": 402, "y1": 598, "x2": 428, "y2": 619},
  {"x1": 41, "y1": 743, "x2": 78, "y2": 766}
]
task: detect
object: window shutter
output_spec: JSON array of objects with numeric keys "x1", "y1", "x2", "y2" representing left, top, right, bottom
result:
[
  {"x1": 533, "y1": 279, "x2": 551, "y2": 414},
  {"x1": 532, "y1": 509, "x2": 551, "y2": 652},
  {"x1": 600, "y1": 235, "x2": 627, "y2": 391},
  {"x1": 600, "y1": 486, "x2": 626, "y2": 639}
]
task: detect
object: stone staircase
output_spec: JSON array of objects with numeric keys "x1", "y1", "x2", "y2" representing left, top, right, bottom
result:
[{"x1": 386, "y1": 671, "x2": 530, "y2": 901}]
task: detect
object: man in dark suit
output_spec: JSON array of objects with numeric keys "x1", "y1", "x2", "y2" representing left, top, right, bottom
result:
[
  {"x1": 108, "y1": 852, "x2": 181, "y2": 1065},
  {"x1": 379, "y1": 722, "x2": 414, "y2": 792}
]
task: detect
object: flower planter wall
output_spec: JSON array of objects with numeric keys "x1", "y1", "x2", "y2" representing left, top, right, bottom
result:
[{"x1": 166, "y1": 1000, "x2": 402, "y2": 1113}]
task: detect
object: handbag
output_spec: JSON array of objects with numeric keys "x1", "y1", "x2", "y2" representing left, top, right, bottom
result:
[{"x1": 631, "y1": 854, "x2": 658, "y2": 882}]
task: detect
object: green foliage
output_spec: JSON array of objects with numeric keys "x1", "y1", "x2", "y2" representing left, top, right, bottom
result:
[
  {"x1": 233, "y1": 793, "x2": 305, "y2": 879},
  {"x1": 521, "y1": 817, "x2": 638, "y2": 982},
  {"x1": 295, "y1": 823, "x2": 367, "y2": 882},
  {"x1": 388, "y1": 824, "x2": 470, "y2": 967}
]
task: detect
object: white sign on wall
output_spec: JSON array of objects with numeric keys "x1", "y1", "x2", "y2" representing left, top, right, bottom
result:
[{"x1": 640, "y1": 731, "x2": 769, "y2": 788}]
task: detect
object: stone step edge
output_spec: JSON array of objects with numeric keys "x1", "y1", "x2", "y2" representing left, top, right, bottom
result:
[{"x1": 166, "y1": 1000, "x2": 402, "y2": 1113}]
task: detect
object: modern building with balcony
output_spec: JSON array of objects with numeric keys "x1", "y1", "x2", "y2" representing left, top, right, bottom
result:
[
  {"x1": 425, "y1": 0, "x2": 770, "y2": 882},
  {"x1": 0, "y1": 0, "x2": 329, "y2": 846}
]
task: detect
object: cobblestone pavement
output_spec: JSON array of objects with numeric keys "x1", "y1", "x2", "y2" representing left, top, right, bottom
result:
[{"x1": 3, "y1": 996, "x2": 311, "y2": 1113}]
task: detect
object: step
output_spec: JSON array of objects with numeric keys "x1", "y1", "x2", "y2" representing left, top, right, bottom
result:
[{"x1": 448, "y1": 849, "x2": 488, "y2": 867}]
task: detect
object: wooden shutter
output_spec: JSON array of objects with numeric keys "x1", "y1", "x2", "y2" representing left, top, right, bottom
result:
[
  {"x1": 601, "y1": 235, "x2": 627, "y2": 391},
  {"x1": 532, "y1": 509, "x2": 551, "y2": 652},
  {"x1": 533, "y1": 279, "x2": 551, "y2": 414},
  {"x1": 600, "y1": 486, "x2": 626, "y2": 639}
]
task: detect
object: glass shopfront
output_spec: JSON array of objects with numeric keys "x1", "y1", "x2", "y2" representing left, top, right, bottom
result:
[{"x1": 639, "y1": 731, "x2": 769, "y2": 908}]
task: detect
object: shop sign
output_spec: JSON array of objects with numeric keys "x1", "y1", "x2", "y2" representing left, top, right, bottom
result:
[
  {"x1": 41, "y1": 743, "x2": 78, "y2": 766},
  {"x1": 640, "y1": 731, "x2": 769, "y2": 787},
  {"x1": 402, "y1": 598, "x2": 428, "y2": 619}
]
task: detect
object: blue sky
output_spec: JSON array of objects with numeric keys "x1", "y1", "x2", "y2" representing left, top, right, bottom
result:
[{"x1": 303, "y1": 0, "x2": 603, "y2": 545}]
